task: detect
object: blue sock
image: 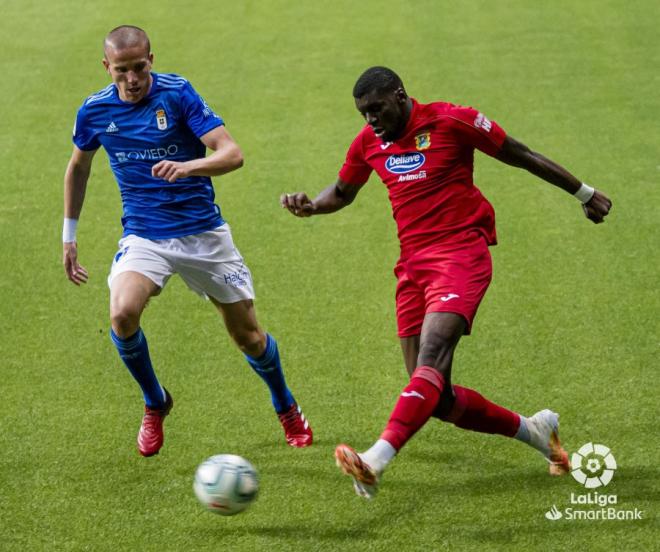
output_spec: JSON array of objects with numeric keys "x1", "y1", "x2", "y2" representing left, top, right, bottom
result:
[
  {"x1": 110, "y1": 328, "x2": 165, "y2": 408},
  {"x1": 245, "y1": 334, "x2": 294, "y2": 414}
]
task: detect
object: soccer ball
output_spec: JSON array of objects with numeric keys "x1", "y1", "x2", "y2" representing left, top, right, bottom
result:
[{"x1": 193, "y1": 454, "x2": 259, "y2": 515}]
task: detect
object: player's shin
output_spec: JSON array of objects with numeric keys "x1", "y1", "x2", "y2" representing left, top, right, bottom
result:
[
  {"x1": 435, "y1": 385, "x2": 520, "y2": 437},
  {"x1": 379, "y1": 366, "x2": 445, "y2": 456},
  {"x1": 244, "y1": 333, "x2": 294, "y2": 413},
  {"x1": 110, "y1": 328, "x2": 166, "y2": 408}
]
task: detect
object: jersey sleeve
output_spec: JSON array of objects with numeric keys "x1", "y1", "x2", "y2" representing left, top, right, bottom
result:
[
  {"x1": 338, "y1": 132, "x2": 372, "y2": 185},
  {"x1": 72, "y1": 105, "x2": 100, "y2": 151},
  {"x1": 180, "y1": 81, "x2": 225, "y2": 138},
  {"x1": 447, "y1": 106, "x2": 506, "y2": 157}
]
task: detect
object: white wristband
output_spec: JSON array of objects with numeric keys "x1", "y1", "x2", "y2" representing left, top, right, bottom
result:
[
  {"x1": 574, "y1": 183, "x2": 595, "y2": 204},
  {"x1": 63, "y1": 218, "x2": 78, "y2": 243}
]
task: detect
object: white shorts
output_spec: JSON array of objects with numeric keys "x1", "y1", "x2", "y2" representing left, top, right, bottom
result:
[{"x1": 107, "y1": 224, "x2": 255, "y2": 303}]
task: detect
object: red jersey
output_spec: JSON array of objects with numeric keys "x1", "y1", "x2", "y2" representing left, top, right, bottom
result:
[{"x1": 338, "y1": 99, "x2": 507, "y2": 258}]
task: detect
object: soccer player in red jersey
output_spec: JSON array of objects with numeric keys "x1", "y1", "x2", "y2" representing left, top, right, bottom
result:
[{"x1": 281, "y1": 66, "x2": 612, "y2": 499}]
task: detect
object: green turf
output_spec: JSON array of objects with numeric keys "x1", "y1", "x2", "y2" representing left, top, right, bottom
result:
[{"x1": 1, "y1": 1, "x2": 658, "y2": 550}]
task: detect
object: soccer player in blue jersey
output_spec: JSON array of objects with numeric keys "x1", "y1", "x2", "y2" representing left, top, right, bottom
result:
[{"x1": 62, "y1": 25, "x2": 312, "y2": 456}]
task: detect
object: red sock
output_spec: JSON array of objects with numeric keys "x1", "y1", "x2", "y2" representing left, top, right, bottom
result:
[
  {"x1": 438, "y1": 385, "x2": 520, "y2": 437},
  {"x1": 380, "y1": 366, "x2": 445, "y2": 451}
]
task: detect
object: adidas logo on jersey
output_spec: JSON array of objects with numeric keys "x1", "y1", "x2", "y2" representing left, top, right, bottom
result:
[{"x1": 106, "y1": 121, "x2": 119, "y2": 133}]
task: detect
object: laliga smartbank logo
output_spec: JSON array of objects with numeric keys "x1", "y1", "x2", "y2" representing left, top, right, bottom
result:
[
  {"x1": 571, "y1": 442, "x2": 616, "y2": 488},
  {"x1": 544, "y1": 442, "x2": 643, "y2": 522}
]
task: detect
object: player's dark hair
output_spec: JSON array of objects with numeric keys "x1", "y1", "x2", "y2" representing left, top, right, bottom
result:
[
  {"x1": 353, "y1": 66, "x2": 405, "y2": 98},
  {"x1": 104, "y1": 25, "x2": 151, "y2": 54}
]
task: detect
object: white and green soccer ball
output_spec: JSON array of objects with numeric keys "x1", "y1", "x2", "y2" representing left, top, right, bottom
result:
[{"x1": 193, "y1": 454, "x2": 259, "y2": 515}]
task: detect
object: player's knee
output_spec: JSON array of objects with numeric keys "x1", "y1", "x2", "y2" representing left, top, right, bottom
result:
[
  {"x1": 418, "y1": 336, "x2": 456, "y2": 373},
  {"x1": 110, "y1": 303, "x2": 141, "y2": 338},
  {"x1": 231, "y1": 328, "x2": 265, "y2": 357}
]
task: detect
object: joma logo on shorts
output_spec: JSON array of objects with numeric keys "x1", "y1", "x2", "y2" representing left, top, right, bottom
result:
[{"x1": 223, "y1": 269, "x2": 250, "y2": 287}]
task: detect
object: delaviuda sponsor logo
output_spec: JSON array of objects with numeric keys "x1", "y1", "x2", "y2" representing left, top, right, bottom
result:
[{"x1": 385, "y1": 152, "x2": 425, "y2": 174}]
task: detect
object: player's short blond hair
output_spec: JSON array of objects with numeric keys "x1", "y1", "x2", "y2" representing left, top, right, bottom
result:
[{"x1": 104, "y1": 25, "x2": 150, "y2": 56}]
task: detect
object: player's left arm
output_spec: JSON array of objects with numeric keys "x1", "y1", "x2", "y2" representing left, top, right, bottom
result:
[
  {"x1": 151, "y1": 126, "x2": 243, "y2": 182},
  {"x1": 496, "y1": 135, "x2": 612, "y2": 224}
]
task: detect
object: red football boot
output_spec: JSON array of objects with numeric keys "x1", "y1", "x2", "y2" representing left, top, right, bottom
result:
[
  {"x1": 137, "y1": 389, "x2": 173, "y2": 457},
  {"x1": 277, "y1": 403, "x2": 313, "y2": 448}
]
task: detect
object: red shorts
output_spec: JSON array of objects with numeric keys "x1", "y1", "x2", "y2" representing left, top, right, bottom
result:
[{"x1": 394, "y1": 234, "x2": 492, "y2": 337}]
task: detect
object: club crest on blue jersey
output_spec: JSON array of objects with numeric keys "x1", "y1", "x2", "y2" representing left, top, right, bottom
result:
[
  {"x1": 415, "y1": 132, "x2": 431, "y2": 151},
  {"x1": 156, "y1": 109, "x2": 168, "y2": 131},
  {"x1": 385, "y1": 152, "x2": 426, "y2": 174}
]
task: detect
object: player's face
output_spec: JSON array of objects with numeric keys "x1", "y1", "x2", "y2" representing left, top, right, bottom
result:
[
  {"x1": 103, "y1": 45, "x2": 153, "y2": 103},
  {"x1": 355, "y1": 88, "x2": 409, "y2": 142}
]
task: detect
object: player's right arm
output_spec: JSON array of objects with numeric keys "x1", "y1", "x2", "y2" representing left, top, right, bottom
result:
[
  {"x1": 280, "y1": 178, "x2": 364, "y2": 217},
  {"x1": 281, "y1": 131, "x2": 371, "y2": 217},
  {"x1": 63, "y1": 145, "x2": 97, "y2": 285}
]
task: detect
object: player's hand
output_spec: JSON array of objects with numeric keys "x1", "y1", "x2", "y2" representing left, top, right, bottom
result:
[
  {"x1": 152, "y1": 160, "x2": 191, "y2": 183},
  {"x1": 280, "y1": 192, "x2": 316, "y2": 217},
  {"x1": 582, "y1": 189, "x2": 612, "y2": 224},
  {"x1": 63, "y1": 242, "x2": 89, "y2": 286}
]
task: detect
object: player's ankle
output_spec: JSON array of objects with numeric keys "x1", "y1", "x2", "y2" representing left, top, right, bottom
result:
[
  {"x1": 515, "y1": 414, "x2": 547, "y2": 453},
  {"x1": 514, "y1": 415, "x2": 531, "y2": 443},
  {"x1": 361, "y1": 439, "x2": 396, "y2": 473}
]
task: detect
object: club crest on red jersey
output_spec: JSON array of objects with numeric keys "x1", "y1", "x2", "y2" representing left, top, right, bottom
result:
[
  {"x1": 155, "y1": 109, "x2": 168, "y2": 131},
  {"x1": 415, "y1": 132, "x2": 431, "y2": 151}
]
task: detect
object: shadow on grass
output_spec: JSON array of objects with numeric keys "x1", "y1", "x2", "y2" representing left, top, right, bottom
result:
[
  {"x1": 99, "y1": 440, "x2": 656, "y2": 549},
  {"x1": 193, "y1": 510, "x2": 391, "y2": 544},
  {"x1": 188, "y1": 463, "x2": 656, "y2": 548}
]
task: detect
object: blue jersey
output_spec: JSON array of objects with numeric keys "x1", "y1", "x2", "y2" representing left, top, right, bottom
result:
[{"x1": 73, "y1": 73, "x2": 225, "y2": 239}]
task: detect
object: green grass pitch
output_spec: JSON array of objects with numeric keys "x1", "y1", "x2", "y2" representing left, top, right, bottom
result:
[{"x1": 1, "y1": 1, "x2": 658, "y2": 550}]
